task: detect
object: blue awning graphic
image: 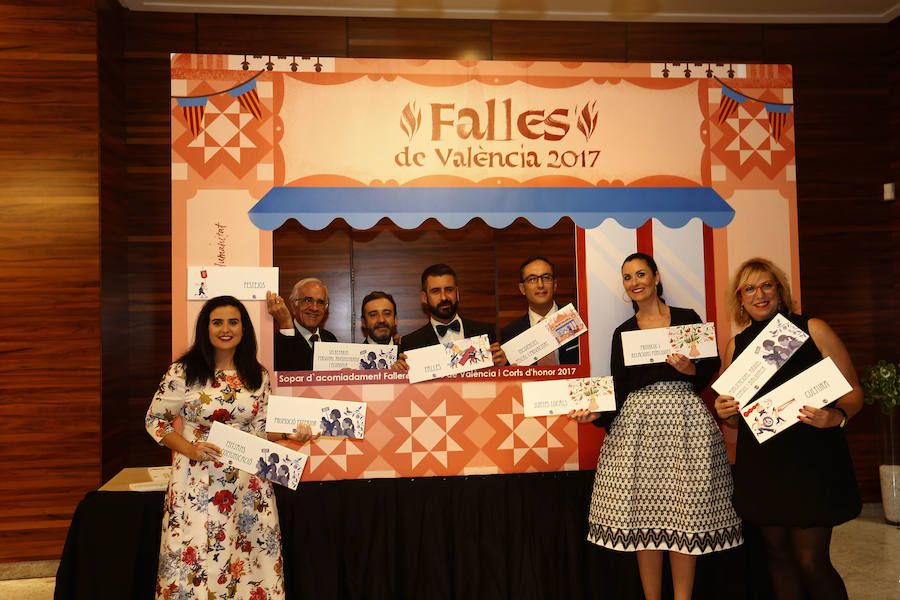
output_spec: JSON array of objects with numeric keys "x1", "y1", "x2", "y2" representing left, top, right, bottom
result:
[{"x1": 248, "y1": 186, "x2": 734, "y2": 231}]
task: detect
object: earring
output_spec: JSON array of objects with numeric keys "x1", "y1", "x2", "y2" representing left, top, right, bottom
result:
[{"x1": 622, "y1": 291, "x2": 631, "y2": 303}]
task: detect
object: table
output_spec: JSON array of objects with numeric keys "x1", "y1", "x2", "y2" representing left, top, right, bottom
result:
[{"x1": 55, "y1": 470, "x2": 772, "y2": 599}]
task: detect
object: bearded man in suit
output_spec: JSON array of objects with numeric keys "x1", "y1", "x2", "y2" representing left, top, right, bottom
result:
[{"x1": 393, "y1": 264, "x2": 506, "y2": 372}]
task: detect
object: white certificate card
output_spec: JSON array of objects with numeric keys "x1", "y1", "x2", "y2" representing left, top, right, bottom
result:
[
  {"x1": 266, "y1": 395, "x2": 367, "y2": 440},
  {"x1": 501, "y1": 303, "x2": 587, "y2": 366},
  {"x1": 313, "y1": 341, "x2": 398, "y2": 371},
  {"x1": 187, "y1": 266, "x2": 278, "y2": 301},
  {"x1": 712, "y1": 313, "x2": 810, "y2": 407},
  {"x1": 405, "y1": 334, "x2": 493, "y2": 384},
  {"x1": 521, "y1": 376, "x2": 616, "y2": 417},
  {"x1": 741, "y1": 357, "x2": 851, "y2": 443},
  {"x1": 207, "y1": 421, "x2": 308, "y2": 490},
  {"x1": 621, "y1": 322, "x2": 717, "y2": 366}
]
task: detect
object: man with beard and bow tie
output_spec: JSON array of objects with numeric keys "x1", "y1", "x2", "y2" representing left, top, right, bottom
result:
[{"x1": 392, "y1": 263, "x2": 506, "y2": 372}]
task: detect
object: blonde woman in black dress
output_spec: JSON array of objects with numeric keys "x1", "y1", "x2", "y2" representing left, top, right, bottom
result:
[
  {"x1": 572, "y1": 253, "x2": 741, "y2": 600},
  {"x1": 714, "y1": 258, "x2": 861, "y2": 599}
]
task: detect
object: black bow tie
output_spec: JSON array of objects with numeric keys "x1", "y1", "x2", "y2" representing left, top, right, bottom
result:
[{"x1": 436, "y1": 320, "x2": 461, "y2": 337}]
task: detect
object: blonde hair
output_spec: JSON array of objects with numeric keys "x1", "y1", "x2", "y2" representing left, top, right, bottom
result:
[{"x1": 728, "y1": 257, "x2": 794, "y2": 326}]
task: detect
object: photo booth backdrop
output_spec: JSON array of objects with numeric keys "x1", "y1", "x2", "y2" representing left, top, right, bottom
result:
[{"x1": 171, "y1": 54, "x2": 799, "y2": 481}]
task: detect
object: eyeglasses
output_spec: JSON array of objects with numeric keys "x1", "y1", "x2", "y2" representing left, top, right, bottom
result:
[
  {"x1": 739, "y1": 281, "x2": 778, "y2": 297},
  {"x1": 523, "y1": 274, "x2": 554, "y2": 285},
  {"x1": 294, "y1": 296, "x2": 329, "y2": 308}
]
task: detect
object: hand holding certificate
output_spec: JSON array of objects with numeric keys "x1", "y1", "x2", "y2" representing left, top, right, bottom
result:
[
  {"x1": 712, "y1": 313, "x2": 809, "y2": 407},
  {"x1": 187, "y1": 266, "x2": 278, "y2": 301},
  {"x1": 501, "y1": 303, "x2": 587, "y2": 366},
  {"x1": 313, "y1": 341, "x2": 397, "y2": 371},
  {"x1": 267, "y1": 395, "x2": 367, "y2": 439},
  {"x1": 521, "y1": 376, "x2": 615, "y2": 417},
  {"x1": 621, "y1": 322, "x2": 717, "y2": 366},
  {"x1": 405, "y1": 334, "x2": 493, "y2": 384},
  {"x1": 207, "y1": 421, "x2": 308, "y2": 489},
  {"x1": 740, "y1": 357, "x2": 851, "y2": 443}
]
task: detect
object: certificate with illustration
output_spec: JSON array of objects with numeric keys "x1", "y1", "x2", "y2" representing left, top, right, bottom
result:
[
  {"x1": 621, "y1": 322, "x2": 717, "y2": 366},
  {"x1": 712, "y1": 313, "x2": 810, "y2": 407},
  {"x1": 521, "y1": 376, "x2": 616, "y2": 417},
  {"x1": 740, "y1": 357, "x2": 851, "y2": 443},
  {"x1": 405, "y1": 334, "x2": 493, "y2": 384},
  {"x1": 207, "y1": 421, "x2": 308, "y2": 490},
  {"x1": 187, "y1": 266, "x2": 278, "y2": 301},
  {"x1": 501, "y1": 303, "x2": 587, "y2": 366},
  {"x1": 266, "y1": 395, "x2": 367, "y2": 439},
  {"x1": 313, "y1": 341, "x2": 398, "y2": 371}
]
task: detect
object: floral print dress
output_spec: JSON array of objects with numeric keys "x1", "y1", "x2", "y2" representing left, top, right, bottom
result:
[{"x1": 145, "y1": 363, "x2": 284, "y2": 600}]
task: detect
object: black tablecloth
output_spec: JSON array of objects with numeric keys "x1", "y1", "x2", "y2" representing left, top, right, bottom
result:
[{"x1": 55, "y1": 471, "x2": 772, "y2": 599}]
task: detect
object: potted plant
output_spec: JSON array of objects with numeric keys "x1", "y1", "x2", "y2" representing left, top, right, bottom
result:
[{"x1": 861, "y1": 360, "x2": 900, "y2": 524}]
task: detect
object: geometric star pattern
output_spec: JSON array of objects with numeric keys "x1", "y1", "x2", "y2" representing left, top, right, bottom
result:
[
  {"x1": 171, "y1": 81, "x2": 271, "y2": 181},
  {"x1": 279, "y1": 380, "x2": 581, "y2": 481},
  {"x1": 710, "y1": 88, "x2": 794, "y2": 182}
]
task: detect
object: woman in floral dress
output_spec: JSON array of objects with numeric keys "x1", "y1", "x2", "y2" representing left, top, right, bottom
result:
[{"x1": 146, "y1": 295, "x2": 315, "y2": 600}]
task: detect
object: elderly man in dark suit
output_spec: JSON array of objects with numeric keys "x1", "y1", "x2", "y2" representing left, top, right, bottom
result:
[
  {"x1": 266, "y1": 277, "x2": 338, "y2": 371},
  {"x1": 501, "y1": 256, "x2": 579, "y2": 365},
  {"x1": 393, "y1": 264, "x2": 505, "y2": 372}
]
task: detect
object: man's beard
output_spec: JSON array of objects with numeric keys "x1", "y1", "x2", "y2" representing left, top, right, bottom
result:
[
  {"x1": 428, "y1": 299, "x2": 457, "y2": 321},
  {"x1": 369, "y1": 323, "x2": 395, "y2": 344}
]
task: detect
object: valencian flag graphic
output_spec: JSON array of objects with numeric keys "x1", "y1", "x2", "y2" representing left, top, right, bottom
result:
[
  {"x1": 765, "y1": 102, "x2": 792, "y2": 141},
  {"x1": 714, "y1": 85, "x2": 747, "y2": 125},
  {"x1": 176, "y1": 96, "x2": 207, "y2": 138},
  {"x1": 228, "y1": 78, "x2": 263, "y2": 120},
  {"x1": 174, "y1": 71, "x2": 264, "y2": 138}
]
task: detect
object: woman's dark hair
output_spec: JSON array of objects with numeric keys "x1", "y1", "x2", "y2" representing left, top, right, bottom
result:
[
  {"x1": 178, "y1": 295, "x2": 265, "y2": 391},
  {"x1": 622, "y1": 252, "x2": 664, "y2": 313}
]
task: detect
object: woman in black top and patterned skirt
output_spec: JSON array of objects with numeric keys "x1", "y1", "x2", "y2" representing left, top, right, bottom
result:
[
  {"x1": 714, "y1": 258, "x2": 862, "y2": 600},
  {"x1": 572, "y1": 252, "x2": 742, "y2": 600}
]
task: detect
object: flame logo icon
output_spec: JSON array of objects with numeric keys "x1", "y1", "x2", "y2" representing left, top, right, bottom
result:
[
  {"x1": 576, "y1": 101, "x2": 599, "y2": 141},
  {"x1": 400, "y1": 101, "x2": 422, "y2": 140}
]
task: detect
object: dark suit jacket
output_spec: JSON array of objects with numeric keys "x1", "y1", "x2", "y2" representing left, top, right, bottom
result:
[
  {"x1": 274, "y1": 324, "x2": 337, "y2": 371},
  {"x1": 501, "y1": 313, "x2": 580, "y2": 365},
  {"x1": 399, "y1": 317, "x2": 496, "y2": 353}
]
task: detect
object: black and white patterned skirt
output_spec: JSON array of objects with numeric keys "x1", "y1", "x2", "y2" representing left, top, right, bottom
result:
[{"x1": 588, "y1": 381, "x2": 743, "y2": 555}]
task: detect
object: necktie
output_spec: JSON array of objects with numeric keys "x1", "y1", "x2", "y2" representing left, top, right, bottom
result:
[
  {"x1": 436, "y1": 320, "x2": 461, "y2": 337},
  {"x1": 309, "y1": 332, "x2": 319, "y2": 346}
]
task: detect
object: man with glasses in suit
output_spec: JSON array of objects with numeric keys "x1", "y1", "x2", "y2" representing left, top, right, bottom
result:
[
  {"x1": 501, "y1": 256, "x2": 579, "y2": 365},
  {"x1": 266, "y1": 277, "x2": 338, "y2": 371}
]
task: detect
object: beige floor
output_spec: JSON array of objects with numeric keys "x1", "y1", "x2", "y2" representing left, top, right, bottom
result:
[{"x1": 2, "y1": 504, "x2": 898, "y2": 599}]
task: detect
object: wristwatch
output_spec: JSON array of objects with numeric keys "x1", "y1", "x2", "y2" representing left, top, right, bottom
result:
[{"x1": 833, "y1": 406, "x2": 848, "y2": 428}]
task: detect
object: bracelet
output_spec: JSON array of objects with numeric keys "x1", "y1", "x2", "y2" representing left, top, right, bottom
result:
[
  {"x1": 281, "y1": 432, "x2": 288, "y2": 440},
  {"x1": 832, "y1": 406, "x2": 848, "y2": 428}
]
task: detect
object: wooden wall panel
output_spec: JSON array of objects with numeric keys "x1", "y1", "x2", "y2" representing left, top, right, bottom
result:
[
  {"x1": 0, "y1": 0, "x2": 100, "y2": 562},
  {"x1": 492, "y1": 21, "x2": 626, "y2": 61},
  {"x1": 348, "y1": 18, "x2": 492, "y2": 59}
]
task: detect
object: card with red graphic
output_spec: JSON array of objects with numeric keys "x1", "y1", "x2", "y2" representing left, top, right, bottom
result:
[
  {"x1": 187, "y1": 266, "x2": 278, "y2": 301},
  {"x1": 622, "y1": 322, "x2": 717, "y2": 366},
  {"x1": 740, "y1": 357, "x2": 851, "y2": 443},
  {"x1": 501, "y1": 303, "x2": 587, "y2": 366},
  {"x1": 406, "y1": 334, "x2": 492, "y2": 384},
  {"x1": 522, "y1": 376, "x2": 615, "y2": 417},
  {"x1": 266, "y1": 395, "x2": 367, "y2": 440},
  {"x1": 208, "y1": 421, "x2": 308, "y2": 489}
]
